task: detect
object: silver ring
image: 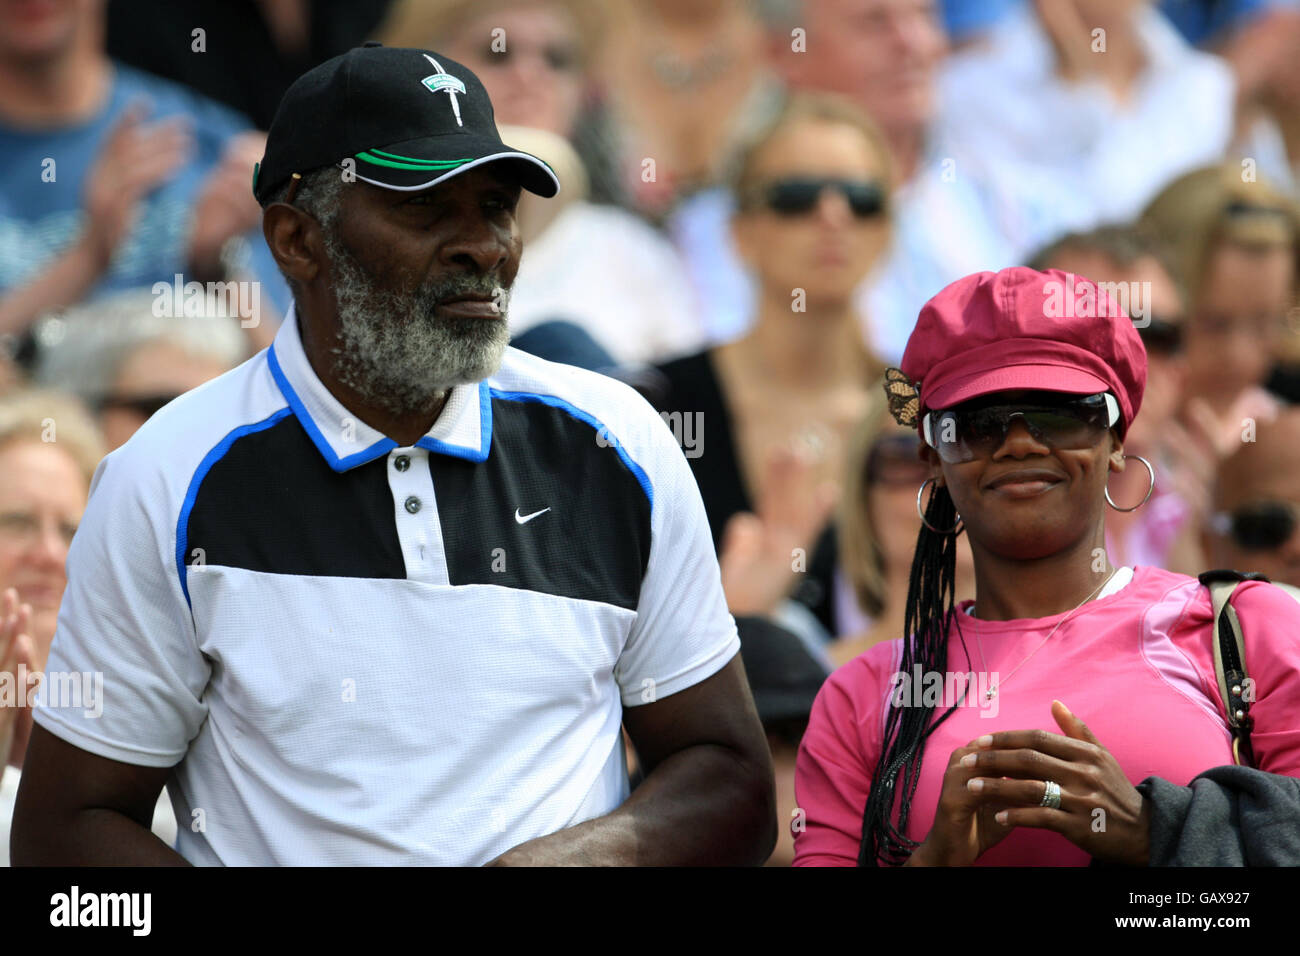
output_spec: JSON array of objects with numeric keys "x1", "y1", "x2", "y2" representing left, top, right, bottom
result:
[
  {"x1": 1105, "y1": 454, "x2": 1156, "y2": 512},
  {"x1": 1040, "y1": 780, "x2": 1062, "y2": 810}
]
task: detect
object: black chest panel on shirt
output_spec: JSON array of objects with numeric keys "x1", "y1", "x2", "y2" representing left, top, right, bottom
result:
[
  {"x1": 183, "y1": 398, "x2": 652, "y2": 610},
  {"x1": 185, "y1": 416, "x2": 407, "y2": 579},
  {"x1": 432, "y1": 397, "x2": 651, "y2": 610}
]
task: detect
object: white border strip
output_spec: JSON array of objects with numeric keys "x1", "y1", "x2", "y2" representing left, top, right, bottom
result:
[{"x1": 353, "y1": 151, "x2": 561, "y2": 195}]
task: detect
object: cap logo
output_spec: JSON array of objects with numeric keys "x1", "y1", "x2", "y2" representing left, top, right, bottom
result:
[{"x1": 421, "y1": 54, "x2": 466, "y2": 127}]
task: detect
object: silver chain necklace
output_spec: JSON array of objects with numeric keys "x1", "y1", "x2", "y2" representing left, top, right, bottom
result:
[{"x1": 972, "y1": 569, "x2": 1118, "y2": 700}]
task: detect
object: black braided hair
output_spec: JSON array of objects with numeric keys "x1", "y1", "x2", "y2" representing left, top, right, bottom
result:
[{"x1": 857, "y1": 481, "x2": 975, "y2": 866}]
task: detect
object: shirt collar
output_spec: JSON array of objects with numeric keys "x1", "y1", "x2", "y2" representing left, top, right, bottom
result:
[{"x1": 267, "y1": 302, "x2": 493, "y2": 472}]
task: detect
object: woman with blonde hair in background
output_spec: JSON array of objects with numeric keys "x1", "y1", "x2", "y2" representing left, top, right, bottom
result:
[
  {"x1": 831, "y1": 384, "x2": 975, "y2": 668},
  {"x1": 1138, "y1": 164, "x2": 1300, "y2": 448},
  {"x1": 650, "y1": 91, "x2": 894, "y2": 650}
]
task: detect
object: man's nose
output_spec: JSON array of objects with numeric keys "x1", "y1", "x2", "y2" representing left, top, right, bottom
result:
[{"x1": 440, "y1": 216, "x2": 511, "y2": 274}]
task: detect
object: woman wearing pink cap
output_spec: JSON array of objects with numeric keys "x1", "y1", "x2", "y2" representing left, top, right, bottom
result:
[{"x1": 793, "y1": 266, "x2": 1300, "y2": 866}]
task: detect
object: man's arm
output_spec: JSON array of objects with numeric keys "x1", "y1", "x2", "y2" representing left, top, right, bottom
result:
[
  {"x1": 487, "y1": 654, "x2": 776, "y2": 866},
  {"x1": 11, "y1": 724, "x2": 188, "y2": 865}
]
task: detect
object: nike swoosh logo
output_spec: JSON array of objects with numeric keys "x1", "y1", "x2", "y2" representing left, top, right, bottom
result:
[{"x1": 514, "y1": 507, "x2": 551, "y2": 525}]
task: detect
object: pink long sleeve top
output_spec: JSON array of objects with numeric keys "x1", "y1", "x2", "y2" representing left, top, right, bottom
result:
[{"x1": 793, "y1": 566, "x2": 1300, "y2": 866}]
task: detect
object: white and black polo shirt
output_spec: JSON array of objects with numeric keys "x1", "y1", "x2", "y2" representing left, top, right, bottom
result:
[{"x1": 34, "y1": 305, "x2": 739, "y2": 865}]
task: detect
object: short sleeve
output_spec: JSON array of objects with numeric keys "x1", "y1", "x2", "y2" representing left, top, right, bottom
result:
[
  {"x1": 792, "y1": 648, "x2": 893, "y2": 866},
  {"x1": 615, "y1": 410, "x2": 738, "y2": 706},
  {"x1": 32, "y1": 449, "x2": 210, "y2": 767},
  {"x1": 1232, "y1": 581, "x2": 1300, "y2": 777}
]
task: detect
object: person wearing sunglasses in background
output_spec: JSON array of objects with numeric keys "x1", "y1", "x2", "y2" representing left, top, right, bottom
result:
[
  {"x1": 649, "y1": 92, "x2": 892, "y2": 658},
  {"x1": 1028, "y1": 226, "x2": 1212, "y2": 576},
  {"x1": 1139, "y1": 164, "x2": 1300, "y2": 440},
  {"x1": 830, "y1": 385, "x2": 976, "y2": 666},
  {"x1": 26, "y1": 287, "x2": 249, "y2": 452},
  {"x1": 794, "y1": 266, "x2": 1300, "y2": 867},
  {"x1": 1206, "y1": 407, "x2": 1300, "y2": 593}
]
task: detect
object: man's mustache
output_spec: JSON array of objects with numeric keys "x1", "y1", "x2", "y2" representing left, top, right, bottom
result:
[{"x1": 419, "y1": 274, "x2": 509, "y2": 307}]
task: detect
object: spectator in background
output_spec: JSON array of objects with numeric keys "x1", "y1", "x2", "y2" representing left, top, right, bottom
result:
[
  {"x1": 938, "y1": 0, "x2": 1019, "y2": 46},
  {"x1": 938, "y1": 0, "x2": 1300, "y2": 74},
  {"x1": 1138, "y1": 164, "x2": 1300, "y2": 427},
  {"x1": 1205, "y1": 407, "x2": 1300, "y2": 588},
  {"x1": 1159, "y1": 0, "x2": 1300, "y2": 103},
  {"x1": 598, "y1": 0, "x2": 778, "y2": 217},
  {"x1": 1229, "y1": 4, "x2": 1300, "y2": 195},
  {"x1": 0, "y1": 0, "x2": 288, "y2": 347},
  {"x1": 381, "y1": 0, "x2": 630, "y2": 205},
  {"x1": 378, "y1": 0, "x2": 603, "y2": 140},
  {"x1": 0, "y1": 388, "x2": 175, "y2": 865},
  {"x1": 934, "y1": 2, "x2": 1300, "y2": 201},
  {"x1": 379, "y1": 1, "x2": 706, "y2": 365},
  {"x1": 938, "y1": 1, "x2": 1236, "y2": 229},
  {"x1": 1028, "y1": 226, "x2": 1210, "y2": 574},
  {"x1": 28, "y1": 289, "x2": 249, "y2": 451},
  {"x1": 830, "y1": 383, "x2": 974, "y2": 667},
  {"x1": 0, "y1": 390, "x2": 101, "y2": 682},
  {"x1": 651, "y1": 93, "x2": 890, "y2": 648},
  {"x1": 378, "y1": 0, "x2": 628, "y2": 207},
  {"x1": 105, "y1": 0, "x2": 395, "y2": 130},
  {"x1": 0, "y1": 388, "x2": 101, "y2": 790},
  {"x1": 671, "y1": 0, "x2": 1072, "y2": 362}
]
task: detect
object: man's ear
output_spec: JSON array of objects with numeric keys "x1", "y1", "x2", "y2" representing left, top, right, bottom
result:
[{"x1": 262, "y1": 203, "x2": 325, "y2": 289}]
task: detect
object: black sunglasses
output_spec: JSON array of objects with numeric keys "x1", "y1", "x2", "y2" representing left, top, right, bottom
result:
[
  {"x1": 746, "y1": 177, "x2": 887, "y2": 219},
  {"x1": 866, "y1": 433, "x2": 928, "y2": 485},
  {"x1": 1211, "y1": 501, "x2": 1300, "y2": 551},
  {"x1": 923, "y1": 392, "x2": 1119, "y2": 464},
  {"x1": 1137, "y1": 316, "x2": 1184, "y2": 356},
  {"x1": 98, "y1": 392, "x2": 181, "y2": 419}
]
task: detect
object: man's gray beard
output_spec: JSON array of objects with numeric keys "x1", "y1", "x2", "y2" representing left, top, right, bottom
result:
[{"x1": 322, "y1": 229, "x2": 511, "y2": 419}]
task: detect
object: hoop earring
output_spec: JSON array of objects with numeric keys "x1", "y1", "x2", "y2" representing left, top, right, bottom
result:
[
  {"x1": 916, "y1": 477, "x2": 963, "y2": 534},
  {"x1": 1105, "y1": 454, "x2": 1156, "y2": 513}
]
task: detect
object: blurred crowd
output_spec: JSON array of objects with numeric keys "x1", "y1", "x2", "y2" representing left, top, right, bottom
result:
[{"x1": 1, "y1": 0, "x2": 1299, "y2": 866}]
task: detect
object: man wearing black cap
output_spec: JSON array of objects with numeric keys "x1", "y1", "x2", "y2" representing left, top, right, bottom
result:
[{"x1": 13, "y1": 46, "x2": 775, "y2": 866}]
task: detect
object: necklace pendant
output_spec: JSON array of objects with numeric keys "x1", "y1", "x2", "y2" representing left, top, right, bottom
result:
[{"x1": 985, "y1": 688, "x2": 997, "y2": 700}]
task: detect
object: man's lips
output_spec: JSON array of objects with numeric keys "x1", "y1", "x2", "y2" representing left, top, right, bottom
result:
[
  {"x1": 985, "y1": 469, "x2": 1065, "y2": 497},
  {"x1": 434, "y1": 295, "x2": 501, "y2": 317}
]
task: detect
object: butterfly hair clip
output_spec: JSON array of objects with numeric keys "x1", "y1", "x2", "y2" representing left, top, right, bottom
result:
[{"x1": 883, "y1": 367, "x2": 920, "y2": 427}]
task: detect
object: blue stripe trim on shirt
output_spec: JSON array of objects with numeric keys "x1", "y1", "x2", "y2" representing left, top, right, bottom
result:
[
  {"x1": 270, "y1": 345, "x2": 492, "y2": 466},
  {"x1": 267, "y1": 343, "x2": 395, "y2": 471},
  {"x1": 415, "y1": 380, "x2": 493, "y2": 462},
  {"x1": 488, "y1": 388, "x2": 654, "y2": 510},
  {"x1": 175, "y1": 407, "x2": 294, "y2": 607}
]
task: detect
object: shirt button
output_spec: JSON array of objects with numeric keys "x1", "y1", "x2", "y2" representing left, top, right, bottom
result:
[
  {"x1": 394, "y1": 455, "x2": 410, "y2": 472},
  {"x1": 404, "y1": 496, "x2": 421, "y2": 514}
]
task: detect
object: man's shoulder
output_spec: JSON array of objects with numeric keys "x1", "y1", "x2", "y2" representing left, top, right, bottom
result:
[
  {"x1": 489, "y1": 348, "x2": 687, "y2": 496},
  {"x1": 491, "y1": 348, "x2": 667, "y2": 437}
]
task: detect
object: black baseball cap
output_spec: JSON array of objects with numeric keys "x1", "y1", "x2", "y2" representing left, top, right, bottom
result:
[{"x1": 252, "y1": 42, "x2": 560, "y2": 205}]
